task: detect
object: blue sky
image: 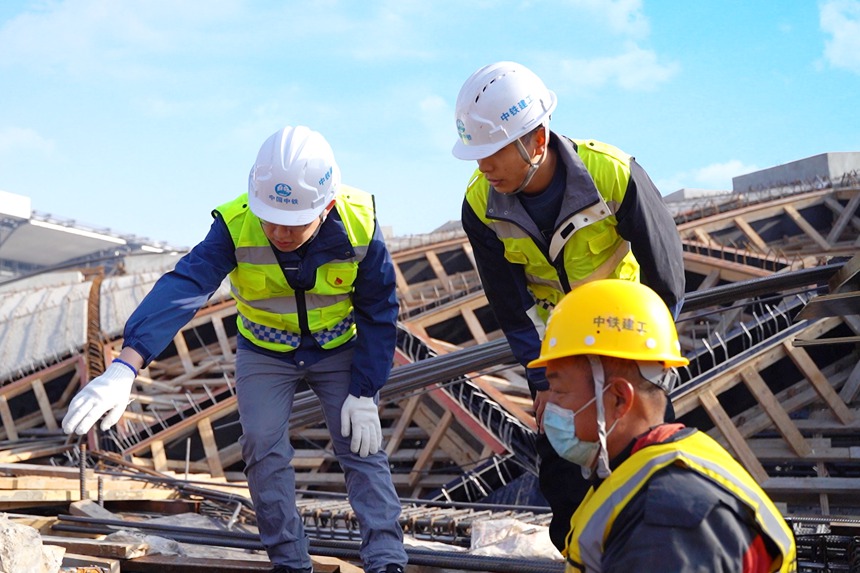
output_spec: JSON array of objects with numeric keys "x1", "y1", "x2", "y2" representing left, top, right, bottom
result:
[{"x1": 1, "y1": 0, "x2": 859, "y2": 249}]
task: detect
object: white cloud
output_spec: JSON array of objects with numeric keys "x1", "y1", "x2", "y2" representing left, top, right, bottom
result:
[
  {"x1": 0, "y1": 0, "x2": 252, "y2": 78},
  {"x1": 694, "y1": 160, "x2": 760, "y2": 187},
  {"x1": 567, "y1": 0, "x2": 650, "y2": 39},
  {"x1": 536, "y1": 1, "x2": 676, "y2": 92},
  {"x1": 0, "y1": 127, "x2": 55, "y2": 154},
  {"x1": 820, "y1": 0, "x2": 860, "y2": 73},
  {"x1": 657, "y1": 160, "x2": 760, "y2": 193},
  {"x1": 418, "y1": 94, "x2": 454, "y2": 151},
  {"x1": 554, "y1": 44, "x2": 679, "y2": 92}
]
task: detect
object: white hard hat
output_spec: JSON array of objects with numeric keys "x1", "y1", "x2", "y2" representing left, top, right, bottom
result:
[
  {"x1": 248, "y1": 125, "x2": 341, "y2": 226},
  {"x1": 452, "y1": 61, "x2": 557, "y2": 161}
]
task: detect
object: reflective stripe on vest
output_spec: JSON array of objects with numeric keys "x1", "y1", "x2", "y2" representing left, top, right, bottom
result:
[
  {"x1": 465, "y1": 139, "x2": 640, "y2": 324},
  {"x1": 565, "y1": 431, "x2": 797, "y2": 573},
  {"x1": 215, "y1": 187, "x2": 375, "y2": 352}
]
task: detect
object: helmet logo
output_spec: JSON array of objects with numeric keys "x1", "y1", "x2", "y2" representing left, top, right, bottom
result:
[
  {"x1": 593, "y1": 315, "x2": 645, "y2": 333},
  {"x1": 274, "y1": 183, "x2": 292, "y2": 197},
  {"x1": 319, "y1": 167, "x2": 333, "y2": 186},
  {"x1": 499, "y1": 96, "x2": 533, "y2": 122},
  {"x1": 456, "y1": 119, "x2": 471, "y2": 143}
]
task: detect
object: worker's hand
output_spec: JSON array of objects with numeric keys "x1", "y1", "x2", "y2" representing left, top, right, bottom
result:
[
  {"x1": 62, "y1": 361, "x2": 136, "y2": 435},
  {"x1": 340, "y1": 394, "x2": 382, "y2": 457},
  {"x1": 533, "y1": 390, "x2": 550, "y2": 433}
]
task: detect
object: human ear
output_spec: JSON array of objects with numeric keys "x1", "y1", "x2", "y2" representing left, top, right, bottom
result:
[{"x1": 606, "y1": 378, "x2": 635, "y2": 418}]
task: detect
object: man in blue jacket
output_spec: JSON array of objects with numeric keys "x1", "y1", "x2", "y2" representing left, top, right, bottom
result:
[
  {"x1": 62, "y1": 126, "x2": 408, "y2": 573},
  {"x1": 452, "y1": 61, "x2": 686, "y2": 549}
]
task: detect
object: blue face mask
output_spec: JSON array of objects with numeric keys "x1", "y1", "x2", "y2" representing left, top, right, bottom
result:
[{"x1": 543, "y1": 400, "x2": 601, "y2": 468}]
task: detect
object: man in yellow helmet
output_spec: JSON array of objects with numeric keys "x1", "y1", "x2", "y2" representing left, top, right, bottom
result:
[
  {"x1": 451, "y1": 60, "x2": 686, "y2": 549},
  {"x1": 529, "y1": 279, "x2": 796, "y2": 572},
  {"x1": 61, "y1": 126, "x2": 408, "y2": 573}
]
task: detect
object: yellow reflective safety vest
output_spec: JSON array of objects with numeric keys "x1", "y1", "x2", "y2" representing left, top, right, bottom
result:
[
  {"x1": 465, "y1": 139, "x2": 640, "y2": 323},
  {"x1": 565, "y1": 430, "x2": 797, "y2": 573},
  {"x1": 215, "y1": 187, "x2": 375, "y2": 352}
]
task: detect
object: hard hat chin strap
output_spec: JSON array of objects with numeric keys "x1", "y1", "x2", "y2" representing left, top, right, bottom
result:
[
  {"x1": 511, "y1": 124, "x2": 549, "y2": 194},
  {"x1": 306, "y1": 215, "x2": 324, "y2": 244},
  {"x1": 304, "y1": 202, "x2": 335, "y2": 246},
  {"x1": 586, "y1": 355, "x2": 614, "y2": 479}
]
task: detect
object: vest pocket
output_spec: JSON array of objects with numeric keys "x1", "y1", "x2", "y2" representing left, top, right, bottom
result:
[
  {"x1": 239, "y1": 267, "x2": 269, "y2": 295},
  {"x1": 325, "y1": 265, "x2": 358, "y2": 288},
  {"x1": 502, "y1": 244, "x2": 529, "y2": 265}
]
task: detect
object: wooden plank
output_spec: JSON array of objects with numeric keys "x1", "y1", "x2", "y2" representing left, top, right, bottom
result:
[
  {"x1": 150, "y1": 440, "x2": 168, "y2": 473},
  {"x1": 0, "y1": 476, "x2": 166, "y2": 492},
  {"x1": 0, "y1": 395, "x2": 18, "y2": 441},
  {"x1": 123, "y1": 554, "x2": 359, "y2": 573},
  {"x1": 826, "y1": 191, "x2": 860, "y2": 244},
  {"x1": 61, "y1": 553, "x2": 121, "y2": 573},
  {"x1": 739, "y1": 367, "x2": 812, "y2": 456},
  {"x1": 692, "y1": 228, "x2": 711, "y2": 244},
  {"x1": 729, "y1": 364, "x2": 857, "y2": 443},
  {"x1": 677, "y1": 188, "x2": 834, "y2": 234},
  {"x1": 408, "y1": 409, "x2": 453, "y2": 487},
  {"x1": 0, "y1": 357, "x2": 80, "y2": 400},
  {"x1": 461, "y1": 241, "x2": 477, "y2": 273},
  {"x1": 468, "y1": 375, "x2": 537, "y2": 431},
  {"x1": 197, "y1": 417, "x2": 225, "y2": 478},
  {"x1": 211, "y1": 315, "x2": 234, "y2": 360},
  {"x1": 699, "y1": 389, "x2": 769, "y2": 483},
  {"x1": 745, "y1": 438, "x2": 857, "y2": 462},
  {"x1": 70, "y1": 499, "x2": 121, "y2": 520},
  {"x1": 32, "y1": 378, "x2": 59, "y2": 431},
  {"x1": 839, "y1": 360, "x2": 860, "y2": 403},
  {"x1": 385, "y1": 396, "x2": 421, "y2": 456},
  {"x1": 682, "y1": 251, "x2": 773, "y2": 282},
  {"x1": 763, "y1": 476, "x2": 860, "y2": 495},
  {"x1": 41, "y1": 535, "x2": 148, "y2": 560},
  {"x1": 733, "y1": 216, "x2": 770, "y2": 253},
  {"x1": 172, "y1": 331, "x2": 195, "y2": 373},
  {"x1": 795, "y1": 291, "x2": 860, "y2": 320},
  {"x1": 828, "y1": 252, "x2": 860, "y2": 292},
  {"x1": 0, "y1": 444, "x2": 73, "y2": 463},
  {"x1": 0, "y1": 488, "x2": 176, "y2": 503},
  {"x1": 782, "y1": 341, "x2": 855, "y2": 424},
  {"x1": 0, "y1": 462, "x2": 94, "y2": 479},
  {"x1": 673, "y1": 317, "x2": 845, "y2": 416},
  {"x1": 427, "y1": 387, "x2": 507, "y2": 454},
  {"x1": 123, "y1": 396, "x2": 238, "y2": 456},
  {"x1": 784, "y1": 204, "x2": 832, "y2": 251},
  {"x1": 461, "y1": 307, "x2": 489, "y2": 344},
  {"x1": 424, "y1": 249, "x2": 449, "y2": 285},
  {"x1": 824, "y1": 196, "x2": 860, "y2": 234}
]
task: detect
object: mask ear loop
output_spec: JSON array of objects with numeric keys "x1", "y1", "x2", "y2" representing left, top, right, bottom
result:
[{"x1": 587, "y1": 355, "x2": 612, "y2": 479}]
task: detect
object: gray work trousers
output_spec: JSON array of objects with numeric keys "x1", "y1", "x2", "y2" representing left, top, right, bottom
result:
[{"x1": 236, "y1": 347, "x2": 407, "y2": 571}]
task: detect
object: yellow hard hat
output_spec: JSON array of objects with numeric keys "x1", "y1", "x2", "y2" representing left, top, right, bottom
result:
[{"x1": 528, "y1": 279, "x2": 689, "y2": 369}]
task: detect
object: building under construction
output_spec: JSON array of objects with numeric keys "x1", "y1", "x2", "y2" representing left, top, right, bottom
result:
[{"x1": 1, "y1": 152, "x2": 859, "y2": 572}]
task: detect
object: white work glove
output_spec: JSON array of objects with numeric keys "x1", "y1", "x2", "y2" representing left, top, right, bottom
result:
[
  {"x1": 62, "y1": 361, "x2": 136, "y2": 435},
  {"x1": 340, "y1": 394, "x2": 382, "y2": 457}
]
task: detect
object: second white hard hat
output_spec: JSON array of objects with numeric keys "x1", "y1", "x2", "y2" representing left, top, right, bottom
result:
[
  {"x1": 452, "y1": 61, "x2": 557, "y2": 161},
  {"x1": 248, "y1": 125, "x2": 341, "y2": 226}
]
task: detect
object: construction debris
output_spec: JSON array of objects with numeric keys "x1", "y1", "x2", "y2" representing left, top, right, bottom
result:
[{"x1": 0, "y1": 175, "x2": 859, "y2": 571}]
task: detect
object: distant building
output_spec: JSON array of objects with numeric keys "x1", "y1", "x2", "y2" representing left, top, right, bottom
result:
[
  {"x1": 0, "y1": 190, "x2": 183, "y2": 283},
  {"x1": 662, "y1": 188, "x2": 732, "y2": 203},
  {"x1": 732, "y1": 152, "x2": 860, "y2": 192}
]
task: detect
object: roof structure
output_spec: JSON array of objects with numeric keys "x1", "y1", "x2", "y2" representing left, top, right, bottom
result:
[{"x1": 1, "y1": 153, "x2": 859, "y2": 571}]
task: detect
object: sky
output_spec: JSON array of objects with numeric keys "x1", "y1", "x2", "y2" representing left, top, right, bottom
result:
[{"x1": 1, "y1": 0, "x2": 859, "y2": 250}]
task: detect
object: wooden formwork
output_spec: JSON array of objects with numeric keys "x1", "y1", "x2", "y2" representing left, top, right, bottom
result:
[{"x1": 0, "y1": 183, "x2": 858, "y2": 517}]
